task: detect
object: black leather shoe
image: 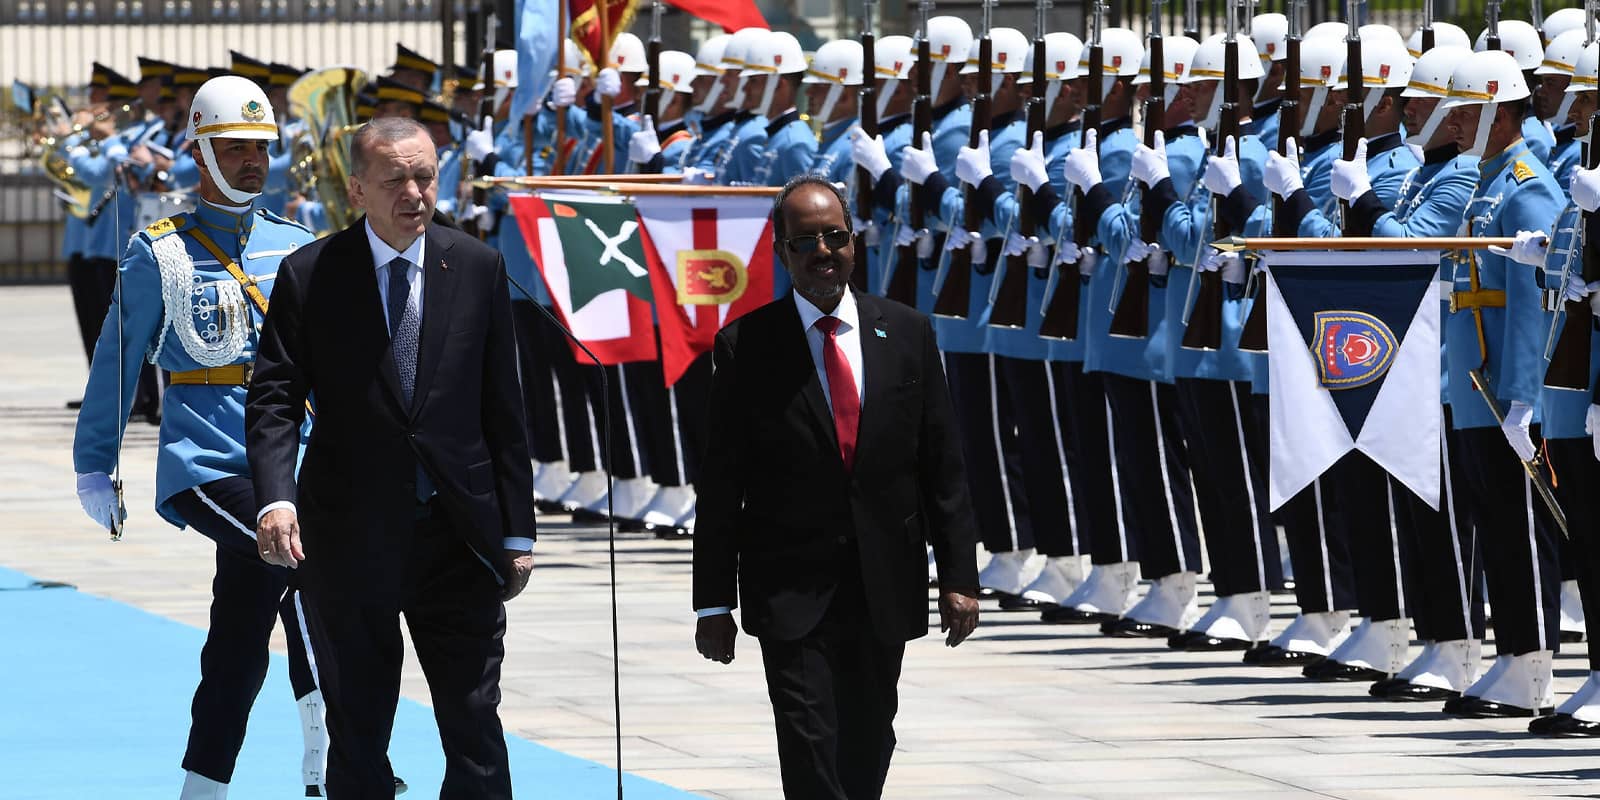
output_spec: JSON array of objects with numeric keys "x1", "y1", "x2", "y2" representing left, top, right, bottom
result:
[
  {"x1": 1529, "y1": 713, "x2": 1600, "y2": 736},
  {"x1": 534, "y1": 499, "x2": 568, "y2": 514},
  {"x1": 1303, "y1": 660, "x2": 1387, "y2": 682},
  {"x1": 1101, "y1": 617, "x2": 1181, "y2": 638},
  {"x1": 305, "y1": 778, "x2": 407, "y2": 797},
  {"x1": 1041, "y1": 605, "x2": 1117, "y2": 624},
  {"x1": 651, "y1": 525, "x2": 692, "y2": 540},
  {"x1": 1243, "y1": 644, "x2": 1324, "y2": 667},
  {"x1": 571, "y1": 508, "x2": 610, "y2": 523},
  {"x1": 998, "y1": 594, "x2": 1041, "y2": 610},
  {"x1": 65, "y1": 398, "x2": 83, "y2": 409},
  {"x1": 1372, "y1": 681, "x2": 1459, "y2": 702},
  {"x1": 1560, "y1": 630, "x2": 1586, "y2": 644},
  {"x1": 1172, "y1": 633, "x2": 1254, "y2": 652},
  {"x1": 1444, "y1": 696, "x2": 1554, "y2": 718}
]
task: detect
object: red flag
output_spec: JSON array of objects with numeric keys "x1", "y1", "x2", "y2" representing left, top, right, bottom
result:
[
  {"x1": 661, "y1": 0, "x2": 766, "y2": 33},
  {"x1": 568, "y1": 0, "x2": 636, "y2": 67},
  {"x1": 634, "y1": 195, "x2": 775, "y2": 385}
]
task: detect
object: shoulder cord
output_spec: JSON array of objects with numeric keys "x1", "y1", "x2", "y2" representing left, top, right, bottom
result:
[{"x1": 152, "y1": 231, "x2": 250, "y2": 367}]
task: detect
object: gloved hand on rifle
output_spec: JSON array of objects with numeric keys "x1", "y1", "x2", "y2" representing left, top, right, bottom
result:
[
  {"x1": 1202, "y1": 135, "x2": 1242, "y2": 197},
  {"x1": 850, "y1": 127, "x2": 892, "y2": 181},
  {"x1": 465, "y1": 115, "x2": 496, "y2": 163},
  {"x1": 628, "y1": 115, "x2": 661, "y2": 165},
  {"x1": 1131, "y1": 130, "x2": 1170, "y2": 188},
  {"x1": 1330, "y1": 137, "x2": 1371, "y2": 202},
  {"x1": 1010, "y1": 132, "x2": 1048, "y2": 192},
  {"x1": 1264, "y1": 137, "x2": 1304, "y2": 199},
  {"x1": 1572, "y1": 165, "x2": 1600, "y2": 213},
  {"x1": 1062, "y1": 128, "x2": 1102, "y2": 193},
  {"x1": 901, "y1": 132, "x2": 938, "y2": 185},
  {"x1": 957, "y1": 130, "x2": 993, "y2": 186}
]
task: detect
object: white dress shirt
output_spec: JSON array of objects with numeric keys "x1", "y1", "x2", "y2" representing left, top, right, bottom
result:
[
  {"x1": 696, "y1": 289, "x2": 863, "y2": 619},
  {"x1": 257, "y1": 222, "x2": 533, "y2": 553}
]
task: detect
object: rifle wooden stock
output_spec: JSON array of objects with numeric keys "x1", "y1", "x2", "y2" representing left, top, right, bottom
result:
[
  {"x1": 932, "y1": 32, "x2": 991, "y2": 318},
  {"x1": 1110, "y1": 31, "x2": 1162, "y2": 339},
  {"x1": 645, "y1": 37, "x2": 662, "y2": 123},
  {"x1": 887, "y1": 35, "x2": 934, "y2": 306},
  {"x1": 1181, "y1": 34, "x2": 1238, "y2": 352},
  {"x1": 1041, "y1": 34, "x2": 1102, "y2": 340},
  {"x1": 1544, "y1": 110, "x2": 1600, "y2": 390},
  {"x1": 853, "y1": 25, "x2": 876, "y2": 294},
  {"x1": 990, "y1": 27, "x2": 1048, "y2": 329}
]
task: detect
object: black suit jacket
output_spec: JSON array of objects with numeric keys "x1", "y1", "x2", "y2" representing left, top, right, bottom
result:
[
  {"x1": 246, "y1": 219, "x2": 536, "y2": 603},
  {"x1": 692, "y1": 292, "x2": 978, "y2": 643}
]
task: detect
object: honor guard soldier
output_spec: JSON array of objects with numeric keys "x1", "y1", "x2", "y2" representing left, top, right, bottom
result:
[
  {"x1": 530, "y1": 39, "x2": 589, "y2": 176},
  {"x1": 390, "y1": 43, "x2": 439, "y2": 93},
  {"x1": 628, "y1": 50, "x2": 702, "y2": 173},
  {"x1": 690, "y1": 27, "x2": 767, "y2": 180},
  {"x1": 733, "y1": 30, "x2": 815, "y2": 187},
  {"x1": 845, "y1": 32, "x2": 914, "y2": 296},
  {"x1": 1437, "y1": 49, "x2": 1566, "y2": 718},
  {"x1": 69, "y1": 75, "x2": 399, "y2": 799},
  {"x1": 1248, "y1": 12, "x2": 1288, "y2": 146},
  {"x1": 1533, "y1": 28, "x2": 1588, "y2": 184},
  {"x1": 680, "y1": 34, "x2": 732, "y2": 172},
  {"x1": 577, "y1": 32, "x2": 646, "y2": 174},
  {"x1": 1475, "y1": 20, "x2": 1555, "y2": 164},
  {"x1": 1268, "y1": 30, "x2": 1346, "y2": 235},
  {"x1": 803, "y1": 39, "x2": 864, "y2": 184}
]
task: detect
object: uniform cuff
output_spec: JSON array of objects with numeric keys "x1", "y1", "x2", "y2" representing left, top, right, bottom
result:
[
  {"x1": 502, "y1": 536, "x2": 535, "y2": 552},
  {"x1": 695, "y1": 606, "x2": 732, "y2": 618},
  {"x1": 256, "y1": 500, "x2": 296, "y2": 523}
]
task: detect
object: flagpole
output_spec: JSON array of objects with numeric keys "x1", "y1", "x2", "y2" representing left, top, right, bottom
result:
[
  {"x1": 1213, "y1": 236, "x2": 1516, "y2": 252},
  {"x1": 597, "y1": 0, "x2": 615, "y2": 174},
  {"x1": 478, "y1": 176, "x2": 780, "y2": 195}
]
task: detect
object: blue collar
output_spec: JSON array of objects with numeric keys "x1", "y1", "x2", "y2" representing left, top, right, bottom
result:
[
  {"x1": 192, "y1": 199, "x2": 256, "y2": 248},
  {"x1": 1479, "y1": 138, "x2": 1531, "y2": 181}
]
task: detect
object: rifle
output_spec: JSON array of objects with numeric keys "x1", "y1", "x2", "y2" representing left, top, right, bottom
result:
[
  {"x1": 644, "y1": 0, "x2": 664, "y2": 121},
  {"x1": 1543, "y1": 5, "x2": 1598, "y2": 390},
  {"x1": 932, "y1": 0, "x2": 993, "y2": 318},
  {"x1": 1041, "y1": 0, "x2": 1105, "y2": 339},
  {"x1": 1420, "y1": 0, "x2": 1436, "y2": 51},
  {"x1": 854, "y1": 0, "x2": 878, "y2": 294},
  {"x1": 1485, "y1": 0, "x2": 1503, "y2": 51},
  {"x1": 464, "y1": 6, "x2": 497, "y2": 240},
  {"x1": 1180, "y1": 0, "x2": 1240, "y2": 351},
  {"x1": 1338, "y1": 0, "x2": 1363, "y2": 228},
  {"x1": 1183, "y1": 0, "x2": 1199, "y2": 40},
  {"x1": 885, "y1": 0, "x2": 935, "y2": 306},
  {"x1": 989, "y1": 0, "x2": 1050, "y2": 328},
  {"x1": 1108, "y1": 0, "x2": 1164, "y2": 338},
  {"x1": 1240, "y1": 0, "x2": 1302, "y2": 351}
]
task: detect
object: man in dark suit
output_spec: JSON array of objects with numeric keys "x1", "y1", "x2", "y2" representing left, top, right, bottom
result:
[
  {"x1": 247, "y1": 116, "x2": 536, "y2": 799},
  {"x1": 693, "y1": 175, "x2": 981, "y2": 800}
]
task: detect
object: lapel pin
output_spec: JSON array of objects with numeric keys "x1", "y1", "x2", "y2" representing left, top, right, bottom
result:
[
  {"x1": 440, "y1": 258, "x2": 448, "y2": 271},
  {"x1": 874, "y1": 328, "x2": 887, "y2": 338}
]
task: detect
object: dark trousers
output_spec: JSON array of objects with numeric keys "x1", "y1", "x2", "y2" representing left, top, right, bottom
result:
[
  {"x1": 1455, "y1": 426, "x2": 1563, "y2": 655},
  {"x1": 1101, "y1": 374, "x2": 1200, "y2": 578},
  {"x1": 1395, "y1": 414, "x2": 1485, "y2": 643},
  {"x1": 511, "y1": 299, "x2": 565, "y2": 464},
  {"x1": 1548, "y1": 437, "x2": 1600, "y2": 668},
  {"x1": 1172, "y1": 379, "x2": 1282, "y2": 595},
  {"x1": 997, "y1": 356, "x2": 1078, "y2": 557},
  {"x1": 592, "y1": 363, "x2": 647, "y2": 479},
  {"x1": 625, "y1": 354, "x2": 690, "y2": 487},
  {"x1": 167, "y1": 476, "x2": 318, "y2": 784},
  {"x1": 67, "y1": 254, "x2": 116, "y2": 362},
  {"x1": 670, "y1": 353, "x2": 713, "y2": 486},
  {"x1": 303, "y1": 509, "x2": 511, "y2": 799},
  {"x1": 1321, "y1": 452, "x2": 1418, "y2": 622},
  {"x1": 758, "y1": 556, "x2": 906, "y2": 800},
  {"x1": 1050, "y1": 361, "x2": 1122, "y2": 564},
  {"x1": 530, "y1": 303, "x2": 604, "y2": 473},
  {"x1": 944, "y1": 352, "x2": 1032, "y2": 554},
  {"x1": 1277, "y1": 477, "x2": 1359, "y2": 615}
]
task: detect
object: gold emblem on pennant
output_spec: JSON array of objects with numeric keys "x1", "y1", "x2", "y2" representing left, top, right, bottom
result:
[
  {"x1": 241, "y1": 100, "x2": 266, "y2": 122},
  {"x1": 677, "y1": 249, "x2": 748, "y2": 305}
]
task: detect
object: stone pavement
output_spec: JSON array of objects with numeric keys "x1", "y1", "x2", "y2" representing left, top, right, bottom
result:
[{"x1": 3, "y1": 284, "x2": 1598, "y2": 799}]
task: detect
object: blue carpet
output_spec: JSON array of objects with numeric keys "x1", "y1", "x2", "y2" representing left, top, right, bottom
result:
[{"x1": 0, "y1": 566, "x2": 699, "y2": 799}]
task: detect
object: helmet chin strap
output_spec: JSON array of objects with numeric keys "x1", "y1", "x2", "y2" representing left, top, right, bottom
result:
[
  {"x1": 197, "y1": 138, "x2": 262, "y2": 205},
  {"x1": 696, "y1": 79, "x2": 725, "y2": 115},
  {"x1": 1044, "y1": 81, "x2": 1063, "y2": 117},
  {"x1": 876, "y1": 79, "x2": 899, "y2": 118},
  {"x1": 1362, "y1": 86, "x2": 1385, "y2": 122},
  {"x1": 756, "y1": 72, "x2": 780, "y2": 118},
  {"x1": 728, "y1": 76, "x2": 748, "y2": 112},
  {"x1": 1418, "y1": 100, "x2": 1451, "y2": 144},
  {"x1": 930, "y1": 63, "x2": 949, "y2": 103},
  {"x1": 1552, "y1": 92, "x2": 1576, "y2": 127},
  {"x1": 1467, "y1": 102, "x2": 1495, "y2": 157},
  {"x1": 494, "y1": 87, "x2": 512, "y2": 110},
  {"x1": 1300, "y1": 85, "x2": 1331, "y2": 138},
  {"x1": 816, "y1": 83, "x2": 844, "y2": 129},
  {"x1": 1200, "y1": 84, "x2": 1223, "y2": 130}
]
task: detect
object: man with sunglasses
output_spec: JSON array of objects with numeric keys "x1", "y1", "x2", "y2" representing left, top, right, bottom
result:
[{"x1": 693, "y1": 175, "x2": 980, "y2": 799}]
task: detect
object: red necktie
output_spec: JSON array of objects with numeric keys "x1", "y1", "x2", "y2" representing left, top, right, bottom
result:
[{"x1": 813, "y1": 316, "x2": 859, "y2": 470}]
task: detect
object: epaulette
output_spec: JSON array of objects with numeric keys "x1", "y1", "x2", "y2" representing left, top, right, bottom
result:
[
  {"x1": 1512, "y1": 159, "x2": 1536, "y2": 184},
  {"x1": 144, "y1": 215, "x2": 187, "y2": 239},
  {"x1": 257, "y1": 207, "x2": 313, "y2": 234}
]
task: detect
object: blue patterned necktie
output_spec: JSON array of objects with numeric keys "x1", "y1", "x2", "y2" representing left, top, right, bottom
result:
[{"x1": 386, "y1": 257, "x2": 432, "y2": 501}]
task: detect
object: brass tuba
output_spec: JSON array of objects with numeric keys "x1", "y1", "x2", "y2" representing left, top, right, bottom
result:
[
  {"x1": 16, "y1": 81, "x2": 95, "y2": 219},
  {"x1": 287, "y1": 66, "x2": 366, "y2": 233}
]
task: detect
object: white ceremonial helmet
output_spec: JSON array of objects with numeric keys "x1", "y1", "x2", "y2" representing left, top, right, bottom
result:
[
  {"x1": 720, "y1": 27, "x2": 770, "y2": 110},
  {"x1": 1332, "y1": 31, "x2": 1415, "y2": 122},
  {"x1": 959, "y1": 27, "x2": 1030, "y2": 96},
  {"x1": 1537, "y1": 28, "x2": 1589, "y2": 124},
  {"x1": 556, "y1": 39, "x2": 591, "y2": 78},
  {"x1": 742, "y1": 30, "x2": 807, "y2": 117},
  {"x1": 187, "y1": 75, "x2": 277, "y2": 204},
  {"x1": 803, "y1": 39, "x2": 864, "y2": 126},
  {"x1": 1184, "y1": 33, "x2": 1265, "y2": 129},
  {"x1": 1441, "y1": 49, "x2": 1530, "y2": 155},
  {"x1": 491, "y1": 48, "x2": 517, "y2": 110},
  {"x1": 634, "y1": 50, "x2": 698, "y2": 96},
  {"x1": 1406, "y1": 22, "x2": 1471, "y2": 57},
  {"x1": 696, "y1": 34, "x2": 731, "y2": 76},
  {"x1": 1251, "y1": 13, "x2": 1288, "y2": 63},
  {"x1": 1020, "y1": 32, "x2": 1084, "y2": 118},
  {"x1": 1307, "y1": 21, "x2": 1348, "y2": 41},
  {"x1": 1566, "y1": 42, "x2": 1600, "y2": 97},
  {"x1": 1078, "y1": 28, "x2": 1145, "y2": 102},
  {"x1": 1296, "y1": 34, "x2": 1346, "y2": 138},
  {"x1": 926, "y1": 16, "x2": 975, "y2": 100},
  {"x1": 872, "y1": 34, "x2": 914, "y2": 118},
  {"x1": 1134, "y1": 34, "x2": 1200, "y2": 108},
  {"x1": 1358, "y1": 24, "x2": 1409, "y2": 54},
  {"x1": 1474, "y1": 20, "x2": 1544, "y2": 72},
  {"x1": 1542, "y1": 7, "x2": 1587, "y2": 46},
  {"x1": 1402, "y1": 44, "x2": 1473, "y2": 144},
  {"x1": 611, "y1": 32, "x2": 648, "y2": 74}
]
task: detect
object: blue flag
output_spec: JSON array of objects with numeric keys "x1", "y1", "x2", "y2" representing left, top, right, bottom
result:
[{"x1": 511, "y1": 0, "x2": 559, "y2": 122}]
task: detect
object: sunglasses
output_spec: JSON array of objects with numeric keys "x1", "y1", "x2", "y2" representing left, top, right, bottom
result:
[{"x1": 783, "y1": 228, "x2": 852, "y2": 254}]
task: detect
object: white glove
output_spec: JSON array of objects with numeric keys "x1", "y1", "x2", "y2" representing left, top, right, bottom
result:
[
  {"x1": 854, "y1": 217, "x2": 880, "y2": 247},
  {"x1": 464, "y1": 115, "x2": 496, "y2": 162},
  {"x1": 1587, "y1": 404, "x2": 1600, "y2": 462},
  {"x1": 945, "y1": 225, "x2": 982, "y2": 253},
  {"x1": 1572, "y1": 165, "x2": 1600, "y2": 213},
  {"x1": 682, "y1": 166, "x2": 715, "y2": 185},
  {"x1": 1148, "y1": 249, "x2": 1170, "y2": 278},
  {"x1": 894, "y1": 222, "x2": 917, "y2": 248},
  {"x1": 850, "y1": 128, "x2": 891, "y2": 181},
  {"x1": 1055, "y1": 239, "x2": 1083, "y2": 265},
  {"x1": 1264, "y1": 137, "x2": 1304, "y2": 199},
  {"x1": 956, "y1": 130, "x2": 993, "y2": 186},
  {"x1": 901, "y1": 132, "x2": 938, "y2": 185},
  {"x1": 1131, "y1": 130, "x2": 1170, "y2": 188},
  {"x1": 76, "y1": 472, "x2": 121, "y2": 531},
  {"x1": 917, "y1": 228, "x2": 935, "y2": 258},
  {"x1": 460, "y1": 202, "x2": 493, "y2": 230},
  {"x1": 1196, "y1": 249, "x2": 1239, "y2": 276},
  {"x1": 628, "y1": 114, "x2": 661, "y2": 164},
  {"x1": 1078, "y1": 248, "x2": 1098, "y2": 278},
  {"x1": 1330, "y1": 137, "x2": 1371, "y2": 201},
  {"x1": 1011, "y1": 131, "x2": 1048, "y2": 192},
  {"x1": 1026, "y1": 238, "x2": 1048, "y2": 268},
  {"x1": 1003, "y1": 231, "x2": 1029, "y2": 257},
  {"x1": 1501, "y1": 400, "x2": 1537, "y2": 463},
  {"x1": 1062, "y1": 128, "x2": 1102, "y2": 192},
  {"x1": 596, "y1": 67, "x2": 622, "y2": 99},
  {"x1": 1564, "y1": 275, "x2": 1600, "y2": 304},
  {"x1": 1487, "y1": 229, "x2": 1550, "y2": 267},
  {"x1": 550, "y1": 76, "x2": 577, "y2": 108},
  {"x1": 1219, "y1": 252, "x2": 1246, "y2": 284},
  {"x1": 1202, "y1": 135, "x2": 1243, "y2": 197},
  {"x1": 1123, "y1": 239, "x2": 1154, "y2": 264}
]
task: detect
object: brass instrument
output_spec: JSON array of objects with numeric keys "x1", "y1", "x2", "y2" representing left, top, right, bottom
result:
[
  {"x1": 19, "y1": 83, "x2": 95, "y2": 219},
  {"x1": 287, "y1": 66, "x2": 367, "y2": 233}
]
